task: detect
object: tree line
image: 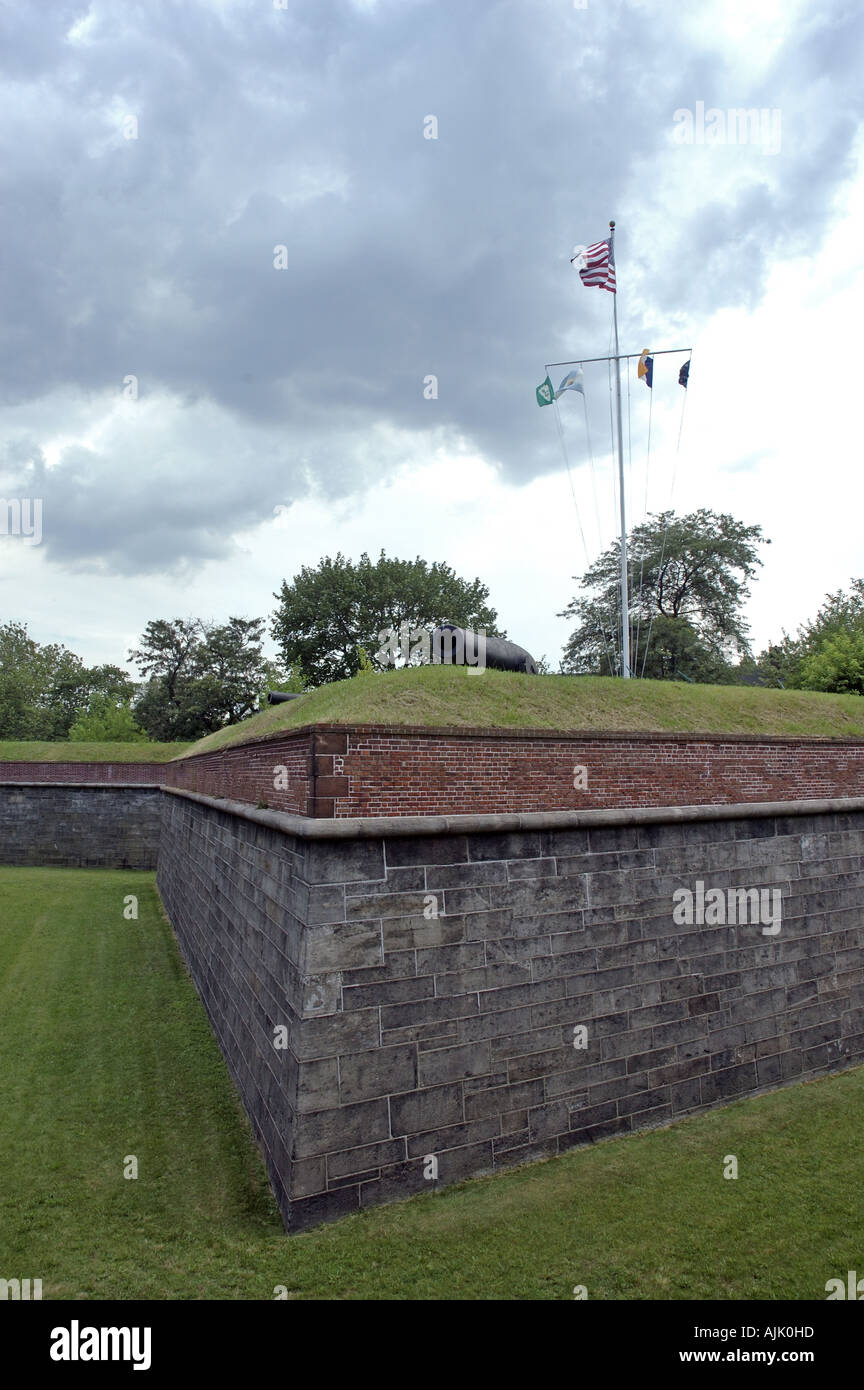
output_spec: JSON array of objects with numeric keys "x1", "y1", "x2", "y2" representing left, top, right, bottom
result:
[{"x1": 3, "y1": 517, "x2": 863, "y2": 742}]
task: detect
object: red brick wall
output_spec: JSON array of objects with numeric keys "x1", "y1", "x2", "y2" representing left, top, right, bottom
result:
[
  {"x1": 0, "y1": 762, "x2": 170, "y2": 784},
  {"x1": 164, "y1": 731, "x2": 314, "y2": 815},
  {"x1": 160, "y1": 724, "x2": 864, "y2": 818}
]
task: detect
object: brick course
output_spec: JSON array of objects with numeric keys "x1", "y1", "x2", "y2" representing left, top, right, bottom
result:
[
  {"x1": 162, "y1": 725, "x2": 864, "y2": 818},
  {"x1": 0, "y1": 762, "x2": 170, "y2": 784},
  {"x1": 166, "y1": 733, "x2": 314, "y2": 813}
]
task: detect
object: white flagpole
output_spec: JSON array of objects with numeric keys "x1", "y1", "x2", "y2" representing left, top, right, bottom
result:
[{"x1": 609, "y1": 219, "x2": 630, "y2": 678}]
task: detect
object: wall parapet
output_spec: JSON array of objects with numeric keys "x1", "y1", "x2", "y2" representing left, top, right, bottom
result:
[
  {"x1": 0, "y1": 763, "x2": 170, "y2": 785},
  {"x1": 161, "y1": 725, "x2": 864, "y2": 819}
]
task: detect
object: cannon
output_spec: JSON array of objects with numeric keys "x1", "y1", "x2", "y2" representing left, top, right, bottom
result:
[
  {"x1": 430, "y1": 623, "x2": 538, "y2": 674},
  {"x1": 266, "y1": 690, "x2": 305, "y2": 705}
]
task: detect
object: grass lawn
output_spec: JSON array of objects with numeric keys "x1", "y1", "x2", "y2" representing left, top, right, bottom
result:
[
  {"x1": 0, "y1": 741, "x2": 190, "y2": 762},
  {"x1": 1, "y1": 865, "x2": 862, "y2": 1301},
  {"x1": 181, "y1": 665, "x2": 864, "y2": 758}
]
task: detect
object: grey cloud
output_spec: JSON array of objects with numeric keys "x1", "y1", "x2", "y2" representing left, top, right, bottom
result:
[{"x1": 0, "y1": 0, "x2": 861, "y2": 572}]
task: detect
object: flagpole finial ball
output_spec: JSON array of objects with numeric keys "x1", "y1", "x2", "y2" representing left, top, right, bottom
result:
[{"x1": 609, "y1": 219, "x2": 615, "y2": 229}]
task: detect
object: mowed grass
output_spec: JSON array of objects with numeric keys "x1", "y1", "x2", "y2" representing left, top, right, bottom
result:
[
  {"x1": 1, "y1": 866, "x2": 862, "y2": 1301},
  {"x1": 181, "y1": 665, "x2": 864, "y2": 758},
  {"x1": 0, "y1": 741, "x2": 190, "y2": 762}
]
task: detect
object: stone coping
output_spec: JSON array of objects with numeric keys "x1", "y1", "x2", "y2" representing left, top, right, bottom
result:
[
  {"x1": 0, "y1": 781, "x2": 164, "y2": 789},
  {"x1": 161, "y1": 785, "x2": 864, "y2": 841}
]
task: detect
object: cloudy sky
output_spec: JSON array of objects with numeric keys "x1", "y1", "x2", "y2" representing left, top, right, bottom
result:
[{"x1": 1, "y1": 0, "x2": 862, "y2": 675}]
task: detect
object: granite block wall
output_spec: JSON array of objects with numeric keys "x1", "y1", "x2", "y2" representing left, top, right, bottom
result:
[
  {"x1": 0, "y1": 785, "x2": 162, "y2": 868},
  {"x1": 156, "y1": 792, "x2": 308, "y2": 1218},
  {"x1": 156, "y1": 788, "x2": 864, "y2": 1232}
]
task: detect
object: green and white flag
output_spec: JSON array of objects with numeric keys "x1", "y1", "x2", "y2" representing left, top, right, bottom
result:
[{"x1": 536, "y1": 375, "x2": 555, "y2": 407}]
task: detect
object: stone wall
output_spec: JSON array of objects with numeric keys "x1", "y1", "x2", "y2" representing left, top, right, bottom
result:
[
  {"x1": 0, "y1": 785, "x2": 162, "y2": 868},
  {"x1": 161, "y1": 725, "x2": 864, "y2": 818},
  {"x1": 156, "y1": 786, "x2": 864, "y2": 1232},
  {"x1": 156, "y1": 789, "x2": 307, "y2": 1220}
]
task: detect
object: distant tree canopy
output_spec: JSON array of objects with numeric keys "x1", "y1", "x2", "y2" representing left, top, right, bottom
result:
[
  {"x1": 68, "y1": 694, "x2": 149, "y2": 743},
  {"x1": 271, "y1": 551, "x2": 502, "y2": 686},
  {"x1": 0, "y1": 621, "x2": 135, "y2": 740},
  {"x1": 757, "y1": 579, "x2": 864, "y2": 694},
  {"x1": 13, "y1": 544, "x2": 864, "y2": 754},
  {"x1": 129, "y1": 617, "x2": 285, "y2": 741},
  {"x1": 559, "y1": 510, "x2": 767, "y2": 682}
]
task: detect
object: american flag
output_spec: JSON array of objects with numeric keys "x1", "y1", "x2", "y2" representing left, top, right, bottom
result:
[{"x1": 572, "y1": 238, "x2": 616, "y2": 293}]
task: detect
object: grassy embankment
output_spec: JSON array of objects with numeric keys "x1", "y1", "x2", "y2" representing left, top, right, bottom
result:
[
  {"x1": 0, "y1": 742, "x2": 189, "y2": 762},
  {"x1": 3, "y1": 669, "x2": 862, "y2": 765},
  {"x1": 181, "y1": 664, "x2": 864, "y2": 758}
]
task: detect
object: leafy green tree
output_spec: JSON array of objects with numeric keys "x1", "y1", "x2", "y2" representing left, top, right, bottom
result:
[
  {"x1": 129, "y1": 616, "x2": 274, "y2": 740},
  {"x1": 0, "y1": 622, "x2": 127, "y2": 738},
  {"x1": 0, "y1": 622, "x2": 46, "y2": 737},
  {"x1": 757, "y1": 580, "x2": 864, "y2": 689},
  {"x1": 52, "y1": 663, "x2": 137, "y2": 737},
  {"x1": 559, "y1": 510, "x2": 767, "y2": 681},
  {"x1": 68, "y1": 695, "x2": 149, "y2": 743},
  {"x1": 262, "y1": 658, "x2": 307, "y2": 696},
  {"x1": 199, "y1": 617, "x2": 275, "y2": 723},
  {"x1": 797, "y1": 630, "x2": 864, "y2": 696},
  {"x1": 632, "y1": 613, "x2": 737, "y2": 684},
  {"x1": 271, "y1": 551, "x2": 502, "y2": 686},
  {"x1": 748, "y1": 637, "x2": 800, "y2": 688}
]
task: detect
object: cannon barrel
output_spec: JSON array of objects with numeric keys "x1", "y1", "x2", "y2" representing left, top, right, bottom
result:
[
  {"x1": 431, "y1": 624, "x2": 537, "y2": 675},
  {"x1": 266, "y1": 690, "x2": 304, "y2": 705}
]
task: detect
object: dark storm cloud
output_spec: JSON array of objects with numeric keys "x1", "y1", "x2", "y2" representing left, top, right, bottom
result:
[{"x1": 0, "y1": 0, "x2": 861, "y2": 571}]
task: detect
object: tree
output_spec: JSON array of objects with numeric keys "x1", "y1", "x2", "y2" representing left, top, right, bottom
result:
[
  {"x1": 261, "y1": 658, "x2": 308, "y2": 696},
  {"x1": 797, "y1": 630, "x2": 864, "y2": 696},
  {"x1": 271, "y1": 551, "x2": 502, "y2": 686},
  {"x1": 629, "y1": 613, "x2": 736, "y2": 684},
  {"x1": 559, "y1": 510, "x2": 767, "y2": 681},
  {"x1": 749, "y1": 636, "x2": 799, "y2": 688},
  {"x1": 199, "y1": 617, "x2": 275, "y2": 723},
  {"x1": 0, "y1": 622, "x2": 48, "y2": 738},
  {"x1": 68, "y1": 694, "x2": 149, "y2": 743},
  {"x1": 757, "y1": 580, "x2": 864, "y2": 690},
  {"x1": 0, "y1": 622, "x2": 129, "y2": 739},
  {"x1": 52, "y1": 663, "x2": 137, "y2": 736},
  {"x1": 129, "y1": 616, "x2": 274, "y2": 740}
]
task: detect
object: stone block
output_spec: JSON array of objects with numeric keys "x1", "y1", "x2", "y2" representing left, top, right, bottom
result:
[
  {"x1": 390, "y1": 1082, "x2": 464, "y2": 1135},
  {"x1": 338, "y1": 1044, "x2": 418, "y2": 1104}
]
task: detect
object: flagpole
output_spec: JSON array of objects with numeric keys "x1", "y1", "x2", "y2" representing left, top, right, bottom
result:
[{"x1": 609, "y1": 219, "x2": 630, "y2": 678}]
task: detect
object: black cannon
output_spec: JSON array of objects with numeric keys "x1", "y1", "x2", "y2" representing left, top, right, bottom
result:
[
  {"x1": 266, "y1": 690, "x2": 305, "y2": 705},
  {"x1": 431, "y1": 623, "x2": 538, "y2": 675}
]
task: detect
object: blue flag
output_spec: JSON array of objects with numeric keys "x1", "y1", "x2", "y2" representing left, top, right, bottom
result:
[
  {"x1": 555, "y1": 367, "x2": 585, "y2": 398},
  {"x1": 638, "y1": 349, "x2": 653, "y2": 389}
]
